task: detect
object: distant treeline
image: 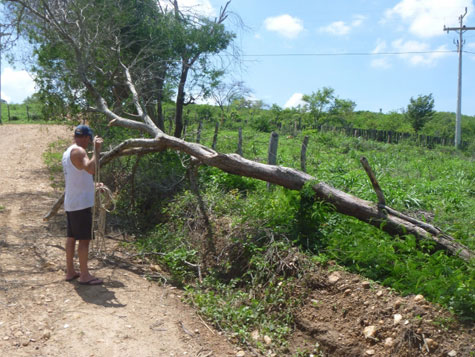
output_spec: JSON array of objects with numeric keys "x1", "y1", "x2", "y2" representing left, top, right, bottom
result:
[
  {"x1": 5, "y1": 95, "x2": 475, "y2": 153},
  {"x1": 314, "y1": 124, "x2": 465, "y2": 149}
]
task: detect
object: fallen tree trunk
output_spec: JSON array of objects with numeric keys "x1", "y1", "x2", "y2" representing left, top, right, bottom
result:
[{"x1": 44, "y1": 133, "x2": 474, "y2": 262}]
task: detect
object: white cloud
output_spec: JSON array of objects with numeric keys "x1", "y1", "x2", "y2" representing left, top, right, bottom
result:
[
  {"x1": 371, "y1": 58, "x2": 392, "y2": 69},
  {"x1": 391, "y1": 39, "x2": 450, "y2": 65},
  {"x1": 352, "y1": 15, "x2": 367, "y2": 27},
  {"x1": 385, "y1": 0, "x2": 474, "y2": 38},
  {"x1": 370, "y1": 37, "x2": 450, "y2": 67},
  {"x1": 284, "y1": 93, "x2": 305, "y2": 108},
  {"x1": 320, "y1": 21, "x2": 351, "y2": 36},
  {"x1": 264, "y1": 14, "x2": 304, "y2": 39},
  {"x1": 1, "y1": 68, "x2": 36, "y2": 104},
  {"x1": 372, "y1": 39, "x2": 388, "y2": 53},
  {"x1": 320, "y1": 15, "x2": 366, "y2": 36},
  {"x1": 371, "y1": 40, "x2": 391, "y2": 68}
]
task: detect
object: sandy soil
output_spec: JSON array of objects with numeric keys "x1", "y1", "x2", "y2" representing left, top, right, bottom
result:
[{"x1": 0, "y1": 124, "x2": 238, "y2": 357}]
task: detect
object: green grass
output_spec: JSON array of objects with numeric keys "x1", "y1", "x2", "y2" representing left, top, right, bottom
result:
[{"x1": 1, "y1": 102, "x2": 44, "y2": 123}]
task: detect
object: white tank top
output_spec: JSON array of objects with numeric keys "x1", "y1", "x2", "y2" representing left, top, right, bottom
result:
[{"x1": 62, "y1": 144, "x2": 95, "y2": 212}]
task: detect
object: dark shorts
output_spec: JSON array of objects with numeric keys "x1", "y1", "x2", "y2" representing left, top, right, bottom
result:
[{"x1": 66, "y1": 207, "x2": 93, "y2": 240}]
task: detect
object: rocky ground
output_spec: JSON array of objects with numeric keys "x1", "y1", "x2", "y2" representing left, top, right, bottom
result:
[{"x1": 288, "y1": 268, "x2": 474, "y2": 356}]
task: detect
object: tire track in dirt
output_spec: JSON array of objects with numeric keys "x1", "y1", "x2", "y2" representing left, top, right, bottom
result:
[{"x1": 0, "y1": 124, "x2": 237, "y2": 357}]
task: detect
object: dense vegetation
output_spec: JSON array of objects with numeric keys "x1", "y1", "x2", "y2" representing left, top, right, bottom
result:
[{"x1": 82, "y1": 118, "x2": 473, "y2": 351}]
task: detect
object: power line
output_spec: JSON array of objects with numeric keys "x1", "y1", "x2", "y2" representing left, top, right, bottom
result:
[{"x1": 241, "y1": 50, "x2": 456, "y2": 57}]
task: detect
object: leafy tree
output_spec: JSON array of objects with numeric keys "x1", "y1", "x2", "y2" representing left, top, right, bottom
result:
[
  {"x1": 406, "y1": 94, "x2": 435, "y2": 133},
  {"x1": 327, "y1": 98, "x2": 356, "y2": 127},
  {"x1": 5, "y1": 0, "x2": 235, "y2": 135},
  {"x1": 302, "y1": 87, "x2": 335, "y2": 128},
  {"x1": 169, "y1": 1, "x2": 235, "y2": 137}
]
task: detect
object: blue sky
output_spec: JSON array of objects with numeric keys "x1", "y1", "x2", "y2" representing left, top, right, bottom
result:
[{"x1": 2, "y1": 0, "x2": 475, "y2": 116}]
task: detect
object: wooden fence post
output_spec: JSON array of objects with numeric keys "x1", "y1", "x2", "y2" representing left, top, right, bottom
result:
[
  {"x1": 7, "y1": 104, "x2": 10, "y2": 121},
  {"x1": 26, "y1": 106, "x2": 30, "y2": 121},
  {"x1": 212, "y1": 122, "x2": 219, "y2": 149},
  {"x1": 237, "y1": 127, "x2": 243, "y2": 156},
  {"x1": 300, "y1": 135, "x2": 309, "y2": 173},
  {"x1": 267, "y1": 131, "x2": 279, "y2": 191}
]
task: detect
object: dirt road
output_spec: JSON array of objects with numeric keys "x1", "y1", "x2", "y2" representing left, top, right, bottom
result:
[{"x1": 0, "y1": 124, "x2": 237, "y2": 357}]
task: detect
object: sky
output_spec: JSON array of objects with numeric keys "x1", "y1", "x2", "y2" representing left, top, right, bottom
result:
[{"x1": 2, "y1": 0, "x2": 475, "y2": 115}]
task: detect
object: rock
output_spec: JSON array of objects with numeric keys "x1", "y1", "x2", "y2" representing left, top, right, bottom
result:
[
  {"x1": 263, "y1": 335, "x2": 272, "y2": 345},
  {"x1": 363, "y1": 325, "x2": 377, "y2": 339},
  {"x1": 328, "y1": 272, "x2": 341, "y2": 284},
  {"x1": 376, "y1": 290, "x2": 383, "y2": 297},
  {"x1": 394, "y1": 298, "x2": 404, "y2": 309},
  {"x1": 42, "y1": 330, "x2": 51, "y2": 340},
  {"x1": 365, "y1": 349, "x2": 375, "y2": 355},
  {"x1": 384, "y1": 337, "x2": 394, "y2": 348},
  {"x1": 448, "y1": 350, "x2": 457, "y2": 356},
  {"x1": 21, "y1": 338, "x2": 30, "y2": 346},
  {"x1": 311, "y1": 299, "x2": 320, "y2": 306},
  {"x1": 425, "y1": 338, "x2": 438, "y2": 351},
  {"x1": 414, "y1": 294, "x2": 424, "y2": 302},
  {"x1": 393, "y1": 314, "x2": 402, "y2": 325},
  {"x1": 236, "y1": 351, "x2": 245, "y2": 357},
  {"x1": 150, "y1": 264, "x2": 160, "y2": 272},
  {"x1": 344, "y1": 288, "x2": 351, "y2": 296},
  {"x1": 362, "y1": 281, "x2": 371, "y2": 289},
  {"x1": 251, "y1": 330, "x2": 260, "y2": 341}
]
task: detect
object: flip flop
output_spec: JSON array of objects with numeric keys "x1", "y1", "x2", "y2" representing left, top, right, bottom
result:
[
  {"x1": 78, "y1": 278, "x2": 103, "y2": 286},
  {"x1": 65, "y1": 273, "x2": 80, "y2": 282}
]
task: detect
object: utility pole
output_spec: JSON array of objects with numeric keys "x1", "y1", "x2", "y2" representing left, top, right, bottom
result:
[
  {"x1": 444, "y1": 7, "x2": 475, "y2": 148},
  {"x1": 0, "y1": 27, "x2": 7, "y2": 125}
]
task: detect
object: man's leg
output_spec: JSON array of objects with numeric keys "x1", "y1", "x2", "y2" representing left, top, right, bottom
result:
[
  {"x1": 65, "y1": 237, "x2": 79, "y2": 280},
  {"x1": 77, "y1": 240, "x2": 102, "y2": 284},
  {"x1": 78, "y1": 239, "x2": 92, "y2": 280}
]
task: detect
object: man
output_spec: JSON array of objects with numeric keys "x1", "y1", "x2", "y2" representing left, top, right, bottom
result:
[{"x1": 62, "y1": 124, "x2": 103, "y2": 285}]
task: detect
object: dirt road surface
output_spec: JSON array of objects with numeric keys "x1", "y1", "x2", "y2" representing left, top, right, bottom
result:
[{"x1": 0, "y1": 124, "x2": 237, "y2": 357}]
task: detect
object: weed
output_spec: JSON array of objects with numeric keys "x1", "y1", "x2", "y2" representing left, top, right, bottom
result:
[{"x1": 42, "y1": 139, "x2": 69, "y2": 189}]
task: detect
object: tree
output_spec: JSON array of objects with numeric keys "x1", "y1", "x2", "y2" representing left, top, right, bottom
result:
[
  {"x1": 328, "y1": 98, "x2": 356, "y2": 127},
  {"x1": 6, "y1": 0, "x2": 234, "y2": 134},
  {"x1": 302, "y1": 87, "x2": 335, "y2": 128},
  {"x1": 406, "y1": 94, "x2": 435, "y2": 133},
  {"x1": 210, "y1": 80, "x2": 251, "y2": 124},
  {"x1": 169, "y1": 0, "x2": 235, "y2": 138}
]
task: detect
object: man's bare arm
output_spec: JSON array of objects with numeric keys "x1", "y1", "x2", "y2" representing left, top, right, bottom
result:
[{"x1": 70, "y1": 137, "x2": 103, "y2": 174}]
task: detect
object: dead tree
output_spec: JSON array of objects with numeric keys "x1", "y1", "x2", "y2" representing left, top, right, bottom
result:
[{"x1": 9, "y1": 0, "x2": 472, "y2": 262}]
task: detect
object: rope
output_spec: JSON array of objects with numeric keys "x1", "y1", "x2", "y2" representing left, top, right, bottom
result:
[{"x1": 91, "y1": 144, "x2": 115, "y2": 254}]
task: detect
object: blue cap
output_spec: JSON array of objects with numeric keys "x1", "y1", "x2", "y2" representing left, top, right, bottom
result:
[{"x1": 74, "y1": 125, "x2": 93, "y2": 139}]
